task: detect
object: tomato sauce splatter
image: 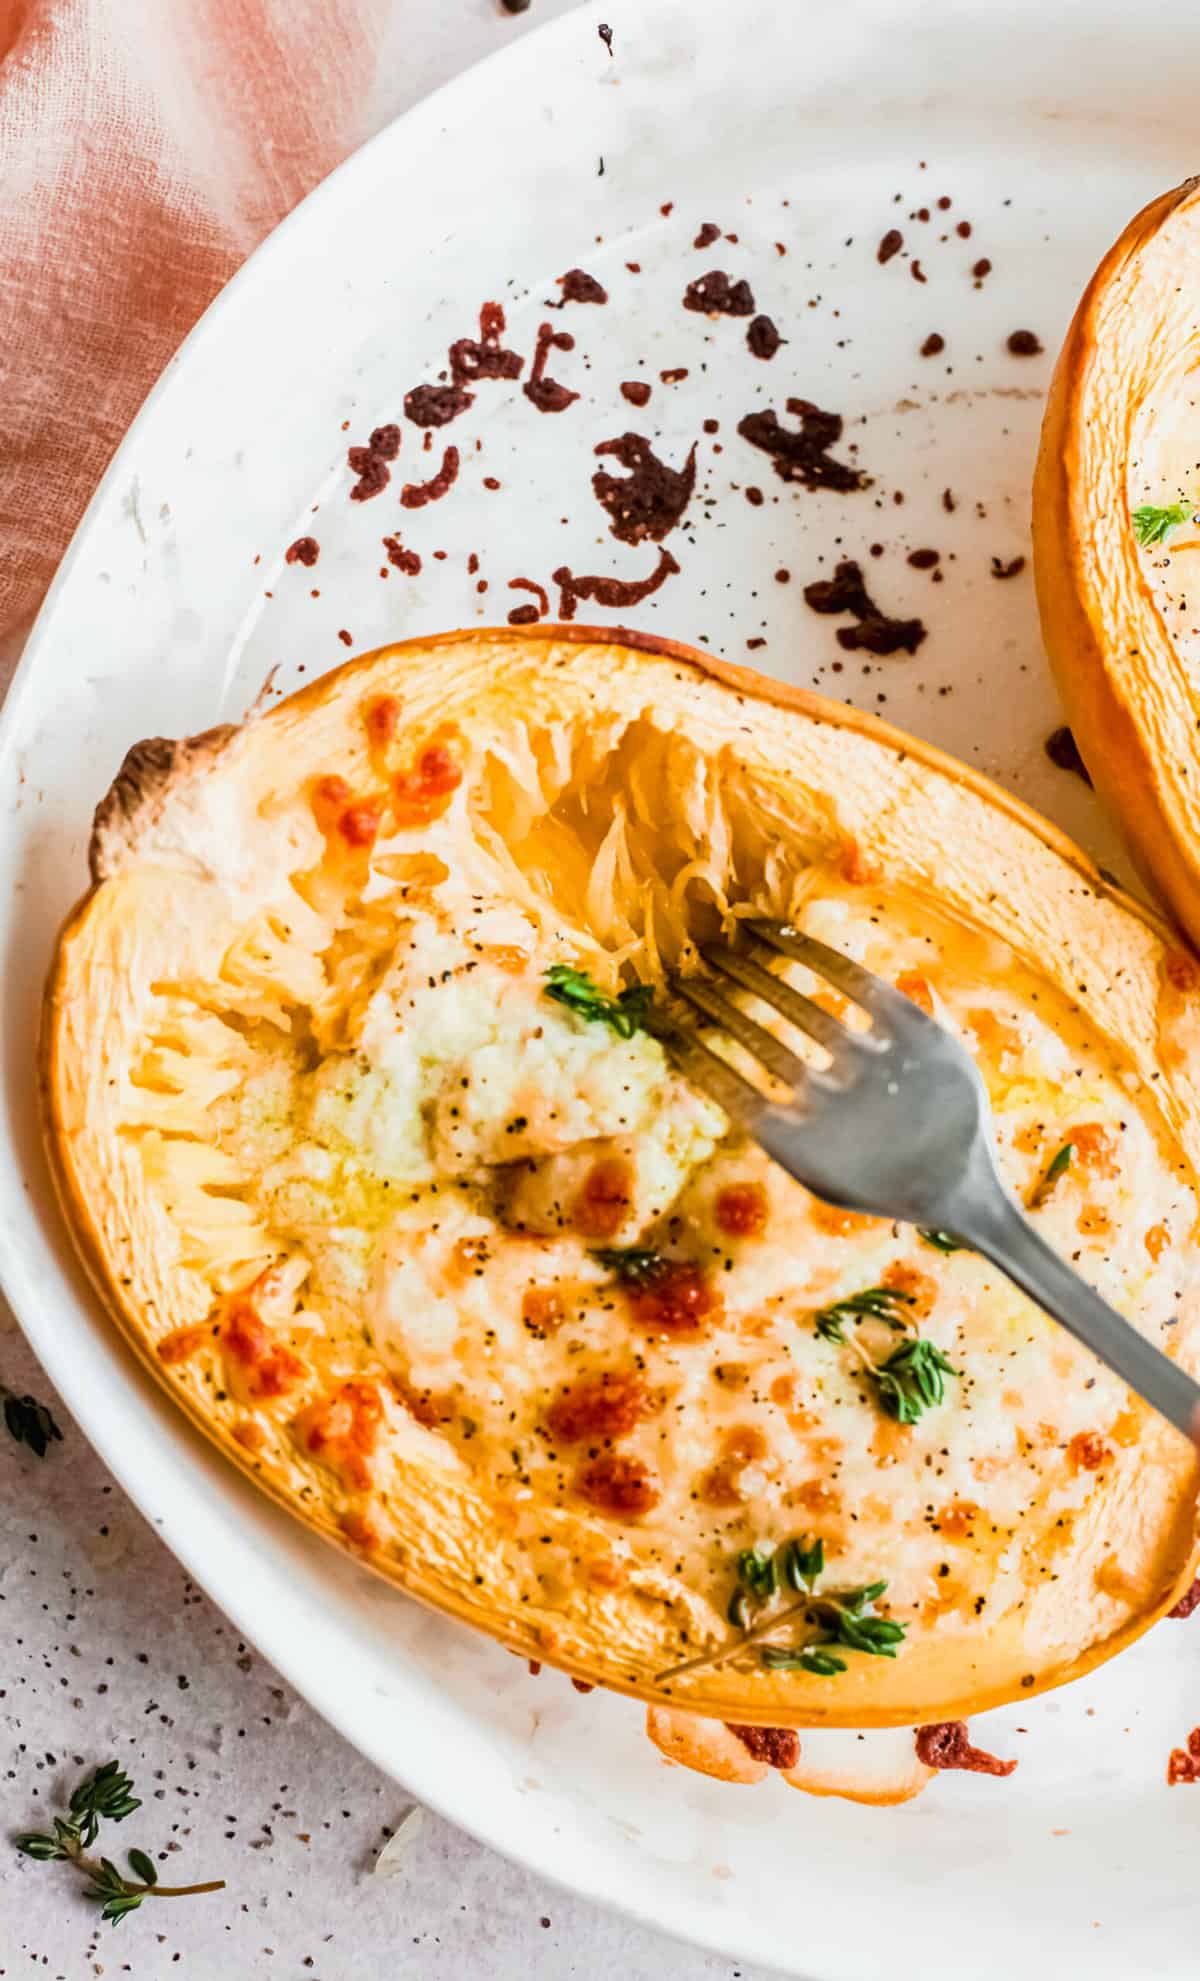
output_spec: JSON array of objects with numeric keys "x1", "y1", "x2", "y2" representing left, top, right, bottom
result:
[
  {"x1": 450, "y1": 300, "x2": 524, "y2": 386},
  {"x1": 684, "y1": 270, "x2": 755, "y2": 315},
  {"x1": 553, "y1": 545, "x2": 679, "y2": 620},
  {"x1": 347, "y1": 423, "x2": 401, "y2": 501},
  {"x1": 915, "y1": 1722, "x2": 1017, "y2": 1775},
  {"x1": 592, "y1": 433, "x2": 696, "y2": 544},
  {"x1": 400, "y1": 446, "x2": 460, "y2": 510},
  {"x1": 727, "y1": 1725, "x2": 800, "y2": 1769},
  {"x1": 739, "y1": 399, "x2": 869, "y2": 494},
  {"x1": 524, "y1": 323, "x2": 579, "y2": 413}
]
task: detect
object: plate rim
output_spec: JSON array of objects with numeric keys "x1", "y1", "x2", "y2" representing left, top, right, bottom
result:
[{"x1": 1, "y1": 0, "x2": 1195, "y2": 1972}]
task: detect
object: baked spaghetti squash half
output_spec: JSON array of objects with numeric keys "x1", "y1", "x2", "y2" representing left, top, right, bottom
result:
[{"x1": 43, "y1": 627, "x2": 1200, "y2": 1726}]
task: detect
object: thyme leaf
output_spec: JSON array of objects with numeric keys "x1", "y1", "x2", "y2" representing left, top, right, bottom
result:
[
  {"x1": 68, "y1": 1759, "x2": 140, "y2": 1844},
  {"x1": 1132, "y1": 499, "x2": 1195, "y2": 548},
  {"x1": 736, "y1": 1544, "x2": 779, "y2": 1598},
  {"x1": 544, "y1": 965, "x2": 653, "y2": 1038},
  {"x1": 761, "y1": 1645, "x2": 848, "y2": 1675},
  {"x1": 87, "y1": 1858, "x2": 148, "y2": 1927},
  {"x1": 126, "y1": 1848, "x2": 158, "y2": 1887},
  {"x1": 917, "y1": 1227, "x2": 967, "y2": 1254},
  {"x1": 590, "y1": 1246, "x2": 667, "y2": 1286},
  {"x1": 824, "y1": 1602, "x2": 907, "y2": 1657},
  {"x1": 727, "y1": 1586, "x2": 756, "y2": 1629},
  {"x1": 1028, "y1": 1140, "x2": 1073, "y2": 1210},
  {"x1": 782, "y1": 1535, "x2": 825, "y2": 1589},
  {"x1": 870, "y1": 1337, "x2": 958, "y2": 1424},
  {"x1": 2, "y1": 1385, "x2": 62, "y2": 1458}
]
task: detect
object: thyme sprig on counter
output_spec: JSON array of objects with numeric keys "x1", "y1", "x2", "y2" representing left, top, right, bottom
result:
[
  {"x1": 2, "y1": 1383, "x2": 62, "y2": 1457},
  {"x1": 812, "y1": 1285, "x2": 958, "y2": 1423},
  {"x1": 544, "y1": 965, "x2": 653, "y2": 1038},
  {"x1": 1028, "y1": 1140, "x2": 1073, "y2": 1210},
  {"x1": 658, "y1": 1535, "x2": 908, "y2": 1681},
  {"x1": 15, "y1": 1761, "x2": 224, "y2": 1927},
  {"x1": 1132, "y1": 498, "x2": 1196, "y2": 548}
]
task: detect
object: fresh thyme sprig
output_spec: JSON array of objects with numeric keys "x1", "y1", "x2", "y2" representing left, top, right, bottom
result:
[
  {"x1": 811, "y1": 1283, "x2": 957, "y2": 1422},
  {"x1": 1132, "y1": 498, "x2": 1196, "y2": 548},
  {"x1": 811, "y1": 1285, "x2": 915, "y2": 1342},
  {"x1": 2, "y1": 1384, "x2": 62, "y2": 1457},
  {"x1": 591, "y1": 1245, "x2": 667, "y2": 1286},
  {"x1": 1028, "y1": 1140, "x2": 1073, "y2": 1210},
  {"x1": 658, "y1": 1535, "x2": 908, "y2": 1681},
  {"x1": 15, "y1": 1761, "x2": 224, "y2": 1927},
  {"x1": 544, "y1": 965, "x2": 653, "y2": 1038}
]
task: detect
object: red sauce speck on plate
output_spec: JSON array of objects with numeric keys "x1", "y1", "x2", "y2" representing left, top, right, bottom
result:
[
  {"x1": 382, "y1": 535, "x2": 421, "y2": 575},
  {"x1": 683, "y1": 269, "x2": 756, "y2": 316},
  {"x1": 747, "y1": 314, "x2": 783, "y2": 360},
  {"x1": 739, "y1": 397, "x2": 868, "y2": 493},
  {"x1": 524, "y1": 323, "x2": 579, "y2": 413},
  {"x1": 557, "y1": 267, "x2": 608, "y2": 305},
  {"x1": 400, "y1": 445, "x2": 460, "y2": 510},
  {"x1": 592, "y1": 432, "x2": 697, "y2": 544},
  {"x1": 553, "y1": 545, "x2": 679, "y2": 620}
]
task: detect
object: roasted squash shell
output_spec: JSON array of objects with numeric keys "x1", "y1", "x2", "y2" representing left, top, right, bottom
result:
[
  {"x1": 43, "y1": 627, "x2": 1200, "y2": 1727},
  {"x1": 1034, "y1": 174, "x2": 1200, "y2": 944}
]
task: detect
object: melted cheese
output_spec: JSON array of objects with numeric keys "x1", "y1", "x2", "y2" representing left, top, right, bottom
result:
[{"x1": 201, "y1": 852, "x2": 1194, "y2": 1640}]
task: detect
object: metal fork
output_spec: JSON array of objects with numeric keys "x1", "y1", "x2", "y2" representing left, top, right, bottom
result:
[{"x1": 658, "y1": 918, "x2": 1200, "y2": 1444}]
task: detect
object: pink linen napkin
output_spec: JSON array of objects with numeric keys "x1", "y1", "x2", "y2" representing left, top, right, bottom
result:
[{"x1": 0, "y1": 0, "x2": 394, "y2": 650}]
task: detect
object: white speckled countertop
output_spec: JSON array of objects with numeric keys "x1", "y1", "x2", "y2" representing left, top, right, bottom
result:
[{"x1": 0, "y1": 6, "x2": 771, "y2": 1973}]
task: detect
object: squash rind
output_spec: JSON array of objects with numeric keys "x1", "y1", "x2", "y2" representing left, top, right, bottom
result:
[{"x1": 42, "y1": 624, "x2": 1200, "y2": 1727}]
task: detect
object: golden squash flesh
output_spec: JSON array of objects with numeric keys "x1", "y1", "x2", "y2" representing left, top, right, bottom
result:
[
  {"x1": 43, "y1": 627, "x2": 1200, "y2": 1726},
  {"x1": 1034, "y1": 174, "x2": 1200, "y2": 945}
]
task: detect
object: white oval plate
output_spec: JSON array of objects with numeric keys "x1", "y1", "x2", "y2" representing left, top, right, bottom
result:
[{"x1": 4, "y1": 2, "x2": 1200, "y2": 1973}]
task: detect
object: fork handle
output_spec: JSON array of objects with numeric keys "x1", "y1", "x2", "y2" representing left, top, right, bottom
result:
[{"x1": 960, "y1": 1190, "x2": 1200, "y2": 1445}]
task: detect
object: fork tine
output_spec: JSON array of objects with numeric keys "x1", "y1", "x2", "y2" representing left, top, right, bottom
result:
[
  {"x1": 671, "y1": 973, "x2": 814, "y2": 1085},
  {"x1": 647, "y1": 1012, "x2": 774, "y2": 1129},
  {"x1": 749, "y1": 920, "x2": 905, "y2": 1022},
  {"x1": 699, "y1": 942, "x2": 858, "y2": 1057}
]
